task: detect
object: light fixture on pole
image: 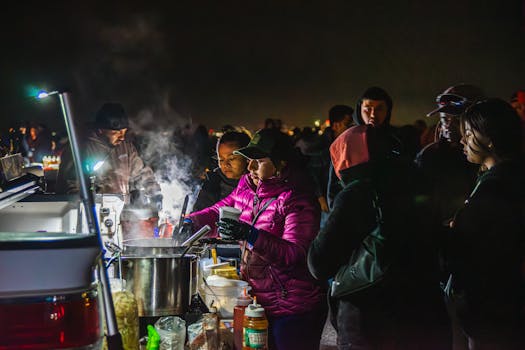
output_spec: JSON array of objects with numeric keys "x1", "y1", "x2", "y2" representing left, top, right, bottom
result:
[{"x1": 37, "y1": 90, "x2": 123, "y2": 350}]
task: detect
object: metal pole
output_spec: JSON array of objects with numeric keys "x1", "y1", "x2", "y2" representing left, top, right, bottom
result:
[{"x1": 58, "y1": 92, "x2": 123, "y2": 349}]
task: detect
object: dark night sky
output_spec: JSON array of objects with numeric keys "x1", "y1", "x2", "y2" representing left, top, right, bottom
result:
[{"x1": 1, "y1": 1, "x2": 524, "y2": 132}]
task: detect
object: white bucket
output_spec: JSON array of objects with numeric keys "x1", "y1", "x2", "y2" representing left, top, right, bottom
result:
[{"x1": 201, "y1": 276, "x2": 250, "y2": 318}]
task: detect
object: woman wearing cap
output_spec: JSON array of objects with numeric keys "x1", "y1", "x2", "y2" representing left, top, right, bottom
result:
[
  {"x1": 445, "y1": 99, "x2": 525, "y2": 349},
  {"x1": 188, "y1": 128, "x2": 326, "y2": 350}
]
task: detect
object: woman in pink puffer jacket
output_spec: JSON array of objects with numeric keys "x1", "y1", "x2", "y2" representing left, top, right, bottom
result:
[{"x1": 189, "y1": 128, "x2": 327, "y2": 350}]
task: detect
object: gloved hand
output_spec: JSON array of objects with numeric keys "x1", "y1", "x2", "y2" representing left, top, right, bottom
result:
[
  {"x1": 178, "y1": 218, "x2": 194, "y2": 237},
  {"x1": 217, "y1": 218, "x2": 255, "y2": 242}
]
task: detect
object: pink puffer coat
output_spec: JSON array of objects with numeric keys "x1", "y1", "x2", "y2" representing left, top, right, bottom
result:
[{"x1": 190, "y1": 170, "x2": 325, "y2": 318}]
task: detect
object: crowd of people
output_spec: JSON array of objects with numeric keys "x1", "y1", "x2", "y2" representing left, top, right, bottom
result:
[
  {"x1": 183, "y1": 85, "x2": 525, "y2": 350},
  {"x1": 1, "y1": 85, "x2": 524, "y2": 349}
]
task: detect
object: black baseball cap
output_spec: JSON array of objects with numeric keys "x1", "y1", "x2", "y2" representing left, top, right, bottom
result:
[
  {"x1": 234, "y1": 128, "x2": 293, "y2": 163},
  {"x1": 427, "y1": 84, "x2": 485, "y2": 117}
]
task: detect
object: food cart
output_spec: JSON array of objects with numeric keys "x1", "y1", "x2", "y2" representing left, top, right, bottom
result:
[{"x1": 0, "y1": 93, "x2": 241, "y2": 349}]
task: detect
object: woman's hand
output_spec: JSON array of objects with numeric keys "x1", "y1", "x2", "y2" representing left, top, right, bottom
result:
[{"x1": 217, "y1": 218, "x2": 251, "y2": 241}]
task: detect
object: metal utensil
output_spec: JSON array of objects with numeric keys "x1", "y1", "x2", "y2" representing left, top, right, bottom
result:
[
  {"x1": 181, "y1": 225, "x2": 211, "y2": 247},
  {"x1": 173, "y1": 194, "x2": 189, "y2": 239}
]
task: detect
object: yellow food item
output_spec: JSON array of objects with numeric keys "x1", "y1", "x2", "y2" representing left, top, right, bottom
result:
[{"x1": 102, "y1": 290, "x2": 139, "y2": 350}]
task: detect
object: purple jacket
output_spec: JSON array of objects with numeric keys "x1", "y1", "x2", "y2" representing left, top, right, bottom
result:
[{"x1": 190, "y1": 170, "x2": 325, "y2": 318}]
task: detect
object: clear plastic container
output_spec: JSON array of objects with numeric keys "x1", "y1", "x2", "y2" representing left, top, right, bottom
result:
[
  {"x1": 201, "y1": 276, "x2": 250, "y2": 318},
  {"x1": 102, "y1": 279, "x2": 139, "y2": 350},
  {"x1": 154, "y1": 316, "x2": 186, "y2": 350}
]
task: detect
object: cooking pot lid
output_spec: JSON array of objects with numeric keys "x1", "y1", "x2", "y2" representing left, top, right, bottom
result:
[{"x1": 122, "y1": 238, "x2": 193, "y2": 257}]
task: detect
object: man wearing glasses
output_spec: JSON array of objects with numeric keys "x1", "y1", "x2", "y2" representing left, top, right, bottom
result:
[{"x1": 415, "y1": 84, "x2": 485, "y2": 349}]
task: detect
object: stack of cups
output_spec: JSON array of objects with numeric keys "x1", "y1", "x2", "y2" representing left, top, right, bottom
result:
[{"x1": 219, "y1": 206, "x2": 242, "y2": 223}]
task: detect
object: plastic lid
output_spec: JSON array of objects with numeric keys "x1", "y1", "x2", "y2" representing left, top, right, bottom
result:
[{"x1": 244, "y1": 303, "x2": 265, "y2": 318}]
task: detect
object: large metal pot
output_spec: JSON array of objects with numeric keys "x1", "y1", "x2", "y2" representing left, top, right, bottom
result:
[{"x1": 121, "y1": 238, "x2": 198, "y2": 317}]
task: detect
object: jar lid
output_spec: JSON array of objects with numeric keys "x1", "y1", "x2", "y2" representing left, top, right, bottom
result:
[{"x1": 244, "y1": 303, "x2": 265, "y2": 317}]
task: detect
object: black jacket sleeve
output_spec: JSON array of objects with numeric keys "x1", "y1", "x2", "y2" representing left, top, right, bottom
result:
[{"x1": 308, "y1": 182, "x2": 376, "y2": 281}]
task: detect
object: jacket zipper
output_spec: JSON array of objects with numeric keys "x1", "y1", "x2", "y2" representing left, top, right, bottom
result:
[{"x1": 268, "y1": 265, "x2": 288, "y2": 299}]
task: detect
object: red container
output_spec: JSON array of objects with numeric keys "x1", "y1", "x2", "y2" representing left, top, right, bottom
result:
[
  {"x1": 0, "y1": 289, "x2": 101, "y2": 350},
  {"x1": 120, "y1": 208, "x2": 159, "y2": 240},
  {"x1": 233, "y1": 292, "x2": 253, "y2": 350}
]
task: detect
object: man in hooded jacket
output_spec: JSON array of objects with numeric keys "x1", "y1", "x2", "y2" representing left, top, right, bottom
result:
[{"x1": 326, "y1": 87, "x2": 403, "y2": 209}]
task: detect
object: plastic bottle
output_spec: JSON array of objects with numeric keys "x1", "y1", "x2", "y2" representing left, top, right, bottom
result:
[
  {"x1": 242, "y1": 298, "x2": 268, "y2": 350},
  {"x1": 233, "y1": 289, "x2": 253, "y2": 350},
  {"x1": 146, "y1": 325, "x2": 160, "y2": 350}
]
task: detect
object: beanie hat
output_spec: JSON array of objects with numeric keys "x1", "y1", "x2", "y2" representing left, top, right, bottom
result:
[{"x1": 95, "y1": 102, "x2": 129, "y2": 130}]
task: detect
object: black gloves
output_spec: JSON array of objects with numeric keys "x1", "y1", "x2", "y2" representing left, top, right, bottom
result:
[
  {"x1": 178, "y1": 218, "x2": 194, "y2": 237},
  {"x1": 217, "y1": 218, "x2": 258, "y2": 243}
]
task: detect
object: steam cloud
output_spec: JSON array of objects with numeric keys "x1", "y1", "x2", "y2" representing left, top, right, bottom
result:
[{"x1": 71, "y1": 13, "x2": 203, "y2": 227}]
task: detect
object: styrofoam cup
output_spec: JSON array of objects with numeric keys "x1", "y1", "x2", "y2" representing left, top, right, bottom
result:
[{"x1": 219, "y1": 206, "x2": 241, "y2": 222}]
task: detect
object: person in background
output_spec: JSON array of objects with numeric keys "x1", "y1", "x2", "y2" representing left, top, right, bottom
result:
[
  {"x1": 415, "y1": 84, "x2": 485, "y2": 227},
  {"x1": 414, "y1": 84, "x2": 485, "y2": 349},
  {"x1": 308, "y1": 125, "x2": 450, "y2": 349},
  {"x1": 509, "y1": 89, "x2": 525, "y2": 150},
  {"x1": 56, "y1": 102, "x2": 162, "y2": 209},
  {"x1": 325, "y1": 87, "x2": 402, "y2": 211},
  {"x1": 186, "y1": 128, "x2": 327, "y2": 350},
  {"x1": 192, "y1": 130, "x2": 250, "y2": 212},
  {"x1": 510, "y1": 89, "x2": 525, "y2": 120},
  {"x1": 188, "y1": 124, "x2": 215, "y2": 179},
  {"x1": 24, "y1": 122, "x2": 52, "y2": 163},
  {"x1": 446, "y1": 98, "x2": 525, "y2": 349},
  {"x1": 325, "y1": 105, "x2": 354, "y2": 211}
]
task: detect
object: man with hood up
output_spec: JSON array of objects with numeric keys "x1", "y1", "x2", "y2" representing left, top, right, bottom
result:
[
  {"x1": 326, "y1": 87, "x2": 401, "y2": 209},
  {"x1": 56, "y1": 102, "x2": 162, "y2": 209}
]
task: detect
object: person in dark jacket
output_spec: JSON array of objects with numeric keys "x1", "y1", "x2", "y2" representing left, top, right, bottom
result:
[
  {"x1": 309, "y1": 125, "x2": 450, "y2": 350},
  {"x1": 415, "y1": 84, "x2": 486, "y2": 349},
  {"x1": 56, "y1": 103, "x2": 162, "y2": 208},
  {"x1": 446, "y1": 98, "x2": 525, "y2": 349},
  {"x1": 192, "y1": 131, "x2": 250, "y2": 212},
  {"x1": 415, "y1": 84, "x2": 485, "y2": 227},
  {"x1": 327, "y1": 88, "x2": 402, "y2": 210}
]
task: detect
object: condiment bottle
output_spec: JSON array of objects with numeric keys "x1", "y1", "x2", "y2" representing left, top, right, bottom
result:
[
  {"x1": 233, "y1": 288, "x2": 253, "y2": 350},
  {"x1": 242, "y1": 298, "x2": 268, "y2": 350}
]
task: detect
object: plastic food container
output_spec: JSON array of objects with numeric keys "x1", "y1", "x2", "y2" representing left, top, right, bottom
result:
[{"x1": 201, "y1": 276, "x2": 250, "y2": 318}]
